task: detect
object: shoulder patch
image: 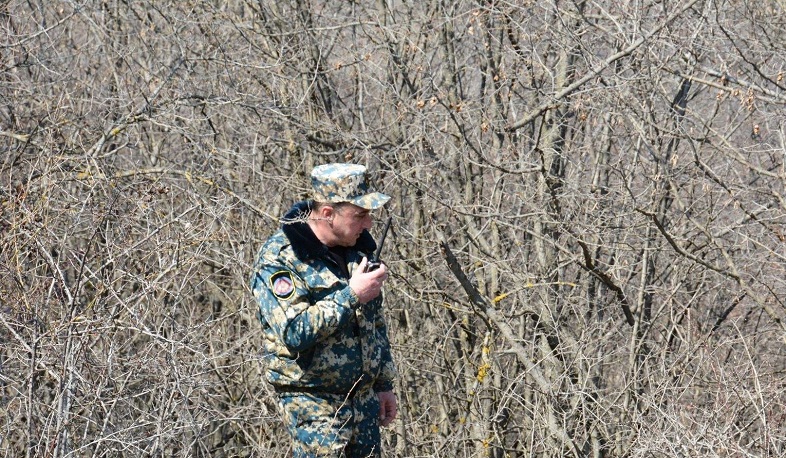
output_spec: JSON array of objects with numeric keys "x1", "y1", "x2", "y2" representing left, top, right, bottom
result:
[{"x1": 270, "y1": 270, "x2": 295, "y2": 299}]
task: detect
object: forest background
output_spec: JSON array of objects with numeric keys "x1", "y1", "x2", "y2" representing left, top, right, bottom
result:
[{"x1": 2, "y1": 0, "x2": 786, "y2": 457}]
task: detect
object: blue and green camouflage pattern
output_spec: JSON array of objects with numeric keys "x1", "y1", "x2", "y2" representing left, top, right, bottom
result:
[
  {"x1": 250, "y1": 201, "x2": 396, "y2": 394},
  {"x1": 278, "y1": 387, "x2": 381, "y2": 457},
  {"x1": 311, "y1": 163, "x2": 390, "y2": 210},
  {"x1": 249, "y1": 200, "x2": 396, "y2": 455}
]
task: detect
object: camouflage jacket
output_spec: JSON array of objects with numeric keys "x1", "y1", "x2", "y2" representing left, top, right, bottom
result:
[{"x1": 250, "y1": 201, "x2": 397, "y2": 395}]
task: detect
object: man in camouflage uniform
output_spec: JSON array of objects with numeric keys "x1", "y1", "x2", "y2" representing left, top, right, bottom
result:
[{"x1": 250, "y1": 163, "x2": 398, "y2": 457}]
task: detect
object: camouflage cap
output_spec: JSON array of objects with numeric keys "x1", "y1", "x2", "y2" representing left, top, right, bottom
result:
[{"x1": 311, "y1": 163, "x2": 390, "y2": 210}]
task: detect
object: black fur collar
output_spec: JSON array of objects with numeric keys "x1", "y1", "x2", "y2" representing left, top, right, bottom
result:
[{"x1": 281, "y1": 201, "x2": 376, "y2": 262}]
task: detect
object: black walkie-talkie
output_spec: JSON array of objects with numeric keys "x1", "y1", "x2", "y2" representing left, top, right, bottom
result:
[{"x1": 366, "y1": 216, "x2": 392, "y2": 272}]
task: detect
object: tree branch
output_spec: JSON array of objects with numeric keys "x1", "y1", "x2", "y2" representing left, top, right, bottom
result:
[
  {"x1": 437, "y1": 229, "x2": 581, "y2": 457},
  {"x1": 506, "y1": 0, "x2": 703, "y2": 132}
]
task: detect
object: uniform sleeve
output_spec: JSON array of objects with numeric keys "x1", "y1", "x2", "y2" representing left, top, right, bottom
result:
[{"x1": 251, "y1": 261, "x2": 360, "y2": 354}]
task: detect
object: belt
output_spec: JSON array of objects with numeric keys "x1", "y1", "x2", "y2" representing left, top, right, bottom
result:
[{"x1": 274, "y1": 374, "x2": 372, "y2": 400}]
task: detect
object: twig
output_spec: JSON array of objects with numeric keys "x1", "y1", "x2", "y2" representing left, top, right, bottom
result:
[{"x1": 506, "y1": 0, "x2": 703, "y2": 132}]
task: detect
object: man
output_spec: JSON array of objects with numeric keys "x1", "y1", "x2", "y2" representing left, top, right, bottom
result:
[{"x1": 250, "y1": 163, "x2": 398, "y2": 457}]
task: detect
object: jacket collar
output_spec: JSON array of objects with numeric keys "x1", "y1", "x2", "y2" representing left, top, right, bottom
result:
[{"x1": 281, "y1": 200, "x2": 376, "y2": 262}]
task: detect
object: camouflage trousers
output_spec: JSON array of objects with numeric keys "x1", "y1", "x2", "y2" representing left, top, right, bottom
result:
[{"x1": 277, "y1": 386, "x2": 382, "y2": 458}]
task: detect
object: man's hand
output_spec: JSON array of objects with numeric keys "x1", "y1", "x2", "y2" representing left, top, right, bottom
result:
[
  {"x1": 377, "y1": 390, "x2": 397, "y2": 427},
  {"x1": 349, "y1": 257, "x2": 388, "y2": 304}
]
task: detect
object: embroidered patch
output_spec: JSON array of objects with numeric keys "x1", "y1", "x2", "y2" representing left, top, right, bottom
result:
[{"x1": 270, "y1": 271, "x2": 295, "y2": 299}]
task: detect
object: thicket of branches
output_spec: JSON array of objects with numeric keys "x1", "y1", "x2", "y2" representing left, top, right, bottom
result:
[{"x1": 2, "y1": 1, "x2": 785, "y2": 457}]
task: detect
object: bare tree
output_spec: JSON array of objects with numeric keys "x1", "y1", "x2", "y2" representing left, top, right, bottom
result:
[{"x1": 2, "y1": 1, "x2": 785, "y2": 457}]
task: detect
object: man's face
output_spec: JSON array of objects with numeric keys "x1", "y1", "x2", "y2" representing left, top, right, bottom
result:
[{"x1": 330, "y1": 203, "x2": 373, "y2": 247}]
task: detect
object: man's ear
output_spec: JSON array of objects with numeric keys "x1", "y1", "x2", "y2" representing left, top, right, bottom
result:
[{"x1": 318, "y1": 204, "x2": 335, "y2": 220}]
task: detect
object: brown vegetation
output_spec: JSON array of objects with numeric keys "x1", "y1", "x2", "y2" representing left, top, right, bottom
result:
[{"x1": 2, "y1": 1, "x2": 785, "y2": 456}]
